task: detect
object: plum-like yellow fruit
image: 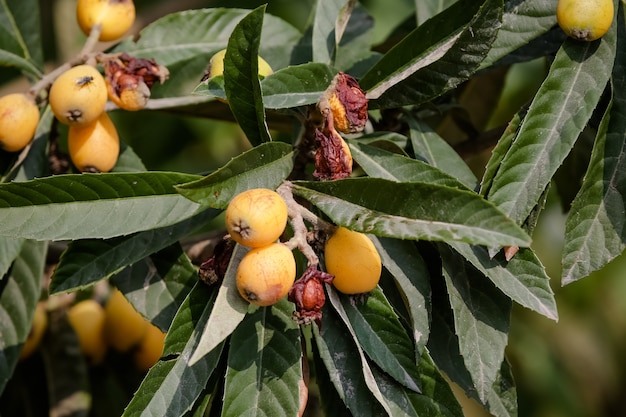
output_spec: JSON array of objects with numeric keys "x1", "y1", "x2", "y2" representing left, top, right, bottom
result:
[
  {"x1": 207, "y1": 48, "x2": 273, "y2": 78},
  {"x1": 133, "y1": 322, "x2": 166, "y2": 372},
  {"x1": 236, "y1": 243, "x2": 296, "y2": 306},
  {"x1": 49, "y1": 64, "x2": 107, "y2": 126},
  {"x1": 19, "y1": 302, "x2": 48, "y2": 360},
  {"x1": 76, "y1": 0, "x2": 136, "y2": 42},
  {"x1": 324, "y1": 227, "x2": 382, "y2": 294},
  {"x1": 68, "y1": 111, "x2": 120, "y2": 172},
  {"x1": 0, "y1": 93, "x2": 40, "y2": 152},
  {"x1": 103, "y1": 288, "x2": 148, "y2": 352},
  {"x1": 67, "y1": 299, "x2": 108, "y2": 365},
  {"x1": 225, "y1": 188, "x2": 288, "y2": 248},
  {"x1": 557, "y1": 0, "x2": 614, "y2": 41}
]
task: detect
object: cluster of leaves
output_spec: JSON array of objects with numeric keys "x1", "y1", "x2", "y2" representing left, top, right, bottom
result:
[{"x1": 1, "y1": 0, "x2": 625, "y2": 416}]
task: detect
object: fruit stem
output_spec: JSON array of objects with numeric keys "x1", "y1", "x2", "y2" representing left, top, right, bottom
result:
[{"x1": 277, "y1": 181, "x2": 329, "y2": 267}]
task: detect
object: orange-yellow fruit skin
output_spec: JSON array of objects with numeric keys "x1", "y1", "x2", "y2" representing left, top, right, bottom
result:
[
  {"x1": 0, "y1": 93, "x2": 40, "y2": 152},
  {"x1": 133, "y1": 322, "x2": 166, "y2": 372},
  {"x1": 49, "y1": 65, "x2": 107, "y2": 126},
  {"x1": 325, "y1": 227, "x2": 382, "y2": 294},
  {"x1": 103, "y1": 288, "x2": 148, "y2": 352},
  {"x1": 557, "y1": 0, "x2": 614, "y2": 41},
  {"x1": 236, "y1": 243, "x2": 296, "y2": 306},
  {"x1": 76, "y1": 0, "x2": 136, "y2": 42},
  {"x1": 225, "y1": 188, "x2": 288, "y2": 248},
  {"x1": 68, "y1": 111, "x2": 120, "y2": 172},
  {"x1": 67, "y1": 299, "x2": 108, "y2": 365},
  {"x1": 207, "y1": 48, "x2": 273, "y2": 78},
  {"x1": 19, "y1": 302, "x2": 48, "y2": 361}
]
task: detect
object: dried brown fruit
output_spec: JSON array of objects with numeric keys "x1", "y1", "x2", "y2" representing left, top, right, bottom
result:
[
  {"x1": 318, "y1": 72, "x2": 368, "y2": 134},
  {"x1": 198, "y1": 237, "x2": 235, "y2": 286},
  {"x1": 288, "y1": 265, "x2": 334, "y2": 327},
  {"x1": 104, "y1": 53, "x2": 169, "y2": 111},
  {"x1": 313, "y1": 112, "x2": 353, "y2": 180}
]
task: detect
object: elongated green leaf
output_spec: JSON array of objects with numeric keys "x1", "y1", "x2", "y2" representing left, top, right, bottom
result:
[
  {"x1": 122, "y1": 283, "x2": 225, "y2": 417},
  {"x1": 224, "y1": 6, "x2": 272, "y2": 146},
  {"x1": 222, "y1": 299, "x2": 301, "y2": 417},
  {"x1": 114, "y1": 9, "x2": 301, "y2": 98},
  {"x1": 0, "y1": 237, "x2": 23, "y2": 280},
  {"x1": 562, "y1": 7, "x2": 626, "y2": 284},
  {"x1": 292, "y1": 178, "x2": 531, "y2": 247},
  {"x1": 0, "y1": 240, "x2": 46, "y2": 393},
  {"x1": 50, "y1": 208, "x2": 217, "y2": 294},
  {"x1": 360, "y1": 0, "x2": 502, "y2": 108},
  {"x1": 312, "y1": 0, "x2": 348, "y2": 64},
  {"x1": 0, "y1": 0, "x2": 43, "y2": 76},
  {"x1": 195, "y1": 63, "x2": 335, "y2": 109},
  {"x1": 406, "y1": 116, "x2": 478, "y2": 189},
  {"x1": 448, "y1": 242, "x2": 557, "y2": 320},
  {"x1": 111, "y1": 245, "x2": 198, "y2": 332},
  {"x1": 340, "y1": 287, "x2": 422, "y2": 392},
  {"x1": 314, "y1": 297, "x2": 389, "y2": 416},
  {"x1": 480, "y1": 0, "x2": 558, "y2": 69},
  {"x1": 439, "y1": 244, "x2": 510, "y2": 403},
  {"x1": 372, "y1": 237, "x2": 430, "y2": 353},
  {"x1": 0, "y1": 172, "x2": 203, "y2": 241},
  {"x1": 350, "y1": 140, "x2": 470, "y2": 189},
  {"x1": 261, "y1": 63, "x2": 335, "y2": 109},
  {"x1": 415, "y1": 0, "x2": 457, "y2": 25},
  {"x1": 176, "y1": 142, "x2": 293, "y2": 208},
  {"x1": 189, "y1": 244, "x2": 249, "y2": 365},
  {"x1": 487, "y1": 24, "x2": 617, "y2": 225}
]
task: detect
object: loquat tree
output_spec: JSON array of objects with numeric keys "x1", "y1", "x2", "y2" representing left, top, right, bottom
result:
[{"x1": 0, "y1": 0, "x2": 625, "y2": 416}]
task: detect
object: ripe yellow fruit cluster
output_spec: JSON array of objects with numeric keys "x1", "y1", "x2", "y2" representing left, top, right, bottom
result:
[
  {"x1": 65, "y1": 288, "x2": 165, "y2": 371},
  {"x1": 49, "y1": 64, "x2": 120, "y2": 172},
  {"x1": 225, "y1": 188, "x2": 296, "y2": 306},
  {"x1": 324, "y1": 227, "x2": 382, "y2": 295}
]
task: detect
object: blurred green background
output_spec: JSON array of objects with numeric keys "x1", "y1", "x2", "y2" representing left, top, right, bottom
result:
[{"x1": 2, "y1": 1, "x2": 625, "y2": 416}]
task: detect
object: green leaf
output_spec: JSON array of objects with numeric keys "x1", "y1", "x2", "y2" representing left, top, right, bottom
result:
[
  {"x1": 371, "y1": 237, "x2": 430, "y2": 354},
  {"x1": 114, "y1": 9, "x2": 302, "y2": 98},
  {"x1": 224, "y1": 5, "x2": 272, "y2": 147},
  {"x1": 487, "y1": 24, "x2": 617, "y2": 225},
  {"x1": 480, "y1": 0, "x2": 558, "y2": 69},
  {"x1": 334, "y1": 4, "x2": 376, "y2": 72},
  {"x1": 360, "y1": 0, "x2": 502, "y2": 109},
  {"x1": 349, "y1": 140, "x2": 470, "y2": 189},
  {"x1": 415, "y1": 0, "x2": 457, "y2": 25},
  {"x1": 561, "y1": 6, "x2": 626, "y2": 284},
  {"x1": 0, "y1": 237, "x2": 23, "y2": 280},
  {"x1": 0, "y1": 0, "x2": 44, "y2": 76},
  {"x1": 260, "y1": 63, "x2": 335, "y2": 109},
  {"x1": 312, "y1": 0, "x2": 349, "y2": 64},
  {"x1": 439, "y1": 244, "x2": 511, "y2": 403},
  {"x1": 415, "y1": 351, "x2": 464, "y2": 417},
  {"x1": 222, "y1": 299, "x2": 302, "y2": 417},
  {"x1": 176, "y1": 142, "x2": 293, "y2": 208},
  {"x1": 111, "y1": 244, "x2": 199, "y2": 332},
  {"x1": 448, "y1": 242, "x2": 558, "y2": 320},
  {"x1": 0, "y1": 240, "x2": 46, "y2": 393},
  {"x1": 479, "y1": 109, "x2": 526, "y2": 197},
  {"x1": 292, "y1": 178, "x2": 531, "y2": 247},
  {"x1": 50, "y1": 208, "x2": 218, "y2": 294},
  {"x1": 406, "y1": 116, "x2": 478, "y2": 189},
  {"x1": 314, "y1": 295, "x2": 389, "y2": 416},
  {"x1": 0, "y1": 172, "x2": 203, "y2": 241},
  {"x1": 340, "y1": 287, "x2": 422, "y2": 392},
  {"x1": 122, "y1": 283, "x2": 225, "y2": 417},
  {"x1": 188, "y1": 244, "x2": 249, "y2": 365}
]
